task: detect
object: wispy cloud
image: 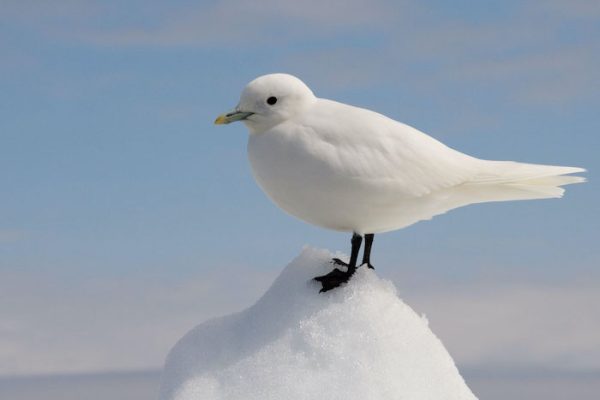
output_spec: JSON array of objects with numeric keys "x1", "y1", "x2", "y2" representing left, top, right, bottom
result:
[
  {"x1": 536, "y1": 0, "x2": 600, "y2": 19},
  {"x1": 4, "y1": 1, "x2": 599, "y2": 106},
  {"x1": 1, "y1": 259, "x2": 598, "y2": 376},
  {"x1": 0, "y1": 230, "x2": 25, "y2": 244},
  {"x1": 405, "y1": 280, "x2": 600, "y2": 371},
  {"x1": 3, "y1": 0, "x2": 397, "y2": 47},
  {"x1": 0, "y1": 265, "x2": 276, "y2": 375}
]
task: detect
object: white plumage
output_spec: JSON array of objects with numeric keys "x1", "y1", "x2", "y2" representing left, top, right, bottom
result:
[{"x1": 217, "y1": 73, "x2": 585, "y2": 235}]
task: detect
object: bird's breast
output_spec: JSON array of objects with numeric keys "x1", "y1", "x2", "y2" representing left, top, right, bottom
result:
[{"x1": 247, "y1": 126, "x2": 375, "y2": 231}]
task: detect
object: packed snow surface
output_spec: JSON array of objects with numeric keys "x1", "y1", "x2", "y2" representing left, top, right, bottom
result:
[{"x1": 159, "y1": 248, "x2": 477, "y2": 400}]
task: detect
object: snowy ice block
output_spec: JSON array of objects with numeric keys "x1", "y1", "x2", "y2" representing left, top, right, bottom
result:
[{"x1": 159, "y1": 248, "x2": 477, "y2": 400}]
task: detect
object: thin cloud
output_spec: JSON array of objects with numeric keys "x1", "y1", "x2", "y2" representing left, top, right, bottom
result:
[
  {"x1": 405, "y1": 280, "x2": 600, "y2": 371},
  {"x1": 0, "y1": 230, "x2": 25, "y2": 243},
  {"x1": 4, "y1": 1, "x2": 599, "y2": 107},
  {"x1": 276, "y1": 3, "x2": 600, "y2": 106},
  {"x1": 1, "y1": 261, "x2": 598, "y2": 376},
  {"x1": 0, "y1": 266, "x2": 277, "y2": 376},
  {"x1": 536, "y1": 0, "x2": 600, "y2": 19},
  {"x1": 12, "y1": 0, "x2": 399, "y2": 47}
]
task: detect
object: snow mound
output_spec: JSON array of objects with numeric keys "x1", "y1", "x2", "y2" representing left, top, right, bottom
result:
[{"x1": 159, "y1": 248, "x2": 477, "y2": 400}]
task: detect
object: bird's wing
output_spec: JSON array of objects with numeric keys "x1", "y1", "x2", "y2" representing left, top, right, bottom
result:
[{"x1": 297, "y1": 99, "x2": 480, "y2": 197}]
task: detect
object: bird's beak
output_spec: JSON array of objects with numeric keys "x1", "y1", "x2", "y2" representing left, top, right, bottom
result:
[{"x1": 214, "y1": 110, "x2": 254, "y2": 125}]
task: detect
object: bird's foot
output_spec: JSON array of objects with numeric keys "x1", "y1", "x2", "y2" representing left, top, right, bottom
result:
[
  {"x1": 361, "y1": 262, "x2": 375, "y2": 270},
  {"x1": 333, "y1": 258, "x2": 374, "y2": 270},
  {"x1": 331, "y1": 257, "x2": 349, "y2": 267},
  {"x1": 314, "y1": 267, "x2": 355, "y2": 293}
]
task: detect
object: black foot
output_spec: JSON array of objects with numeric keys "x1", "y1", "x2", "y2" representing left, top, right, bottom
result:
[
  {"x1": 332, "y1": 257, "x2": 374, "y2": 270},
  {"x1": 314, "y1": 268, "x2": 354, "y2": 293},
  {"x1": 331, "y1": 257, "x2": 348, "y2": 267}
]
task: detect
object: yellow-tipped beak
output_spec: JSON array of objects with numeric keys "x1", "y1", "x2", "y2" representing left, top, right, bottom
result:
[
  {"x1": 214, "y1": 110, "x2": 254, "y2": 125},
  {"x1": 214, "y1": 114, "x2": 228, "y2": 125}
]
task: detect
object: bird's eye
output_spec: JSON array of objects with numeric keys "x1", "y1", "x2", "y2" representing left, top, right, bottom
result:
[{"x1": 266, "y1": 96, "x2": 277, "y2": 105}]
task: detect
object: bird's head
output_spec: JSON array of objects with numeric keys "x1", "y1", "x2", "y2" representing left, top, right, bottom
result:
[{"x1": 215, "y1": 73, "x2": 316, "y2": 133}]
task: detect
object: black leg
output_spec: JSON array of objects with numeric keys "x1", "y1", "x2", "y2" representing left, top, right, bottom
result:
[
  {"x1": 347, "y1": 233, "x2": 362, "y2": 273},
  {"x1": 332, "y1": 233, "x2": 363, "y2": 269},
  {"x1": 315, "y1": 232, "x2": 363, "y2": 292},
  {"x1": 362, "y1": 233, "x2": 375, "y2": 269}
]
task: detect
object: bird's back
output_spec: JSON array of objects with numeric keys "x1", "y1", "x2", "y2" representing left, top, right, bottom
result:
[
  {"x1": 248, "y1": 98, "x2": 584, "y2": 233},
  {"x1": 289, "y1": 99, "x2": 483, "y2": 195}
]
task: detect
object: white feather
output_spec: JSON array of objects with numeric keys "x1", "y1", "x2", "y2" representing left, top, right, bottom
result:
[{"x1": 233, "y1": 74, "x2": 585, "y2": 234}]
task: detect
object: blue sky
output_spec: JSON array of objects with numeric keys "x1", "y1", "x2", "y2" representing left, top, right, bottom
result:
[{"x1": 1, "y1": 0, "x2": 598, "y2": 383}]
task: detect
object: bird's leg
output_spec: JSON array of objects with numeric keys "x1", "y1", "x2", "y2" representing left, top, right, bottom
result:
[
  {"x1": 331, "y1": 233, "x2": 367, "y2": 268},
  {"x1": 347, "y1": 233, "x2": 362, "y2": 275},
  {"x1": 315, "y1": 233, "x2": 362, "y2": 292},
  {"x1": 361, "y1": 233, "x2": 375, "y2": 269},
  {"x1": 331, "y1": 232, "x2": 362, "y2": 269}
]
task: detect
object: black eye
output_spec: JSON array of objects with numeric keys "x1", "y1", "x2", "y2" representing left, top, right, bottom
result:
[{"x1": 266, "y1": 96, "x2": 277, "y2": 105}]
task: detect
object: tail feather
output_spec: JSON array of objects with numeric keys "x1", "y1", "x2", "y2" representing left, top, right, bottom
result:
[
  {"x1": 471, "y1": 161, "x2": 585, "y2": 184},
  {"x1": 373, "y1": 160, "x2": 585, "y2": 232},
  {"x1": 465, "y1": 160, "x2": 586, "y2": 201}
]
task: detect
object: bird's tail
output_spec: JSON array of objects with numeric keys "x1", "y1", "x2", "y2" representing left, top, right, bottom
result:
[
  {"x1": 464, "y1": 161, "x2": 586, "y2": 201},
  {"x1": 372, "y1": 160, "x2": 585, "y2": 233}
]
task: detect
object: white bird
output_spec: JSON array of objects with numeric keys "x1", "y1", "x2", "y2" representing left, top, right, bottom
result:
[{"x1": 215, "y1": 73, "x2": 585, "y2": 292}]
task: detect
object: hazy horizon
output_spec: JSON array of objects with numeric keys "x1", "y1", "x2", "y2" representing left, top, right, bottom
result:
[{"x1": 2, "y1": 364, "x2": 600, "y2": 400}]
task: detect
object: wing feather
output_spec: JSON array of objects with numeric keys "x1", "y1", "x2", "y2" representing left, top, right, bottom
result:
[{"x1": 300, "y1": 99, "x2": 479, "y2": 197}]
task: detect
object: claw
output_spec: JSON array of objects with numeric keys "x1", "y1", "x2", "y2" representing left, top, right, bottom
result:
[
  {"x1": 314, "y1": 268, "x2": 354, "y2": 292},
  {"x1": 331, "y1": 258, "x2": 349, "y2": 267}
]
